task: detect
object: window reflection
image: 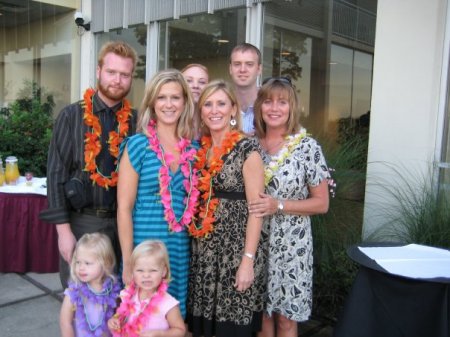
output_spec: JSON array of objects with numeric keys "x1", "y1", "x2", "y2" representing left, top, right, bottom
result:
[
  {"x1": 263, "y1": 25, "x2": 312, "y2": 122},
  {"x1": 263, "y1": 0, "x2": 374, "y2": 140},
  {"x1": 159, "y1": 9, "x2": 246, "y2": 79},
  {"x1": 0, "y1": 0, "x2": 80, "y2": 115},
  {"x1": 329, "y1": 46, "x2": 373, "y2": 121},
  {"x1": 329, "y1": 45, "x2": 372, "y2": 138}
]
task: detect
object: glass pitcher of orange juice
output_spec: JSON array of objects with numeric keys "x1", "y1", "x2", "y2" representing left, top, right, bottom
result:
[
  {"x1": 0, "y1": 157, "x2": 4, "y2": 186},
  {"x1": 5, "y1": 156, "x2": 20, "y2": 185}
]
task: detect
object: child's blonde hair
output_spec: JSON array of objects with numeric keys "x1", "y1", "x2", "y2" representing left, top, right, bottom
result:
[
  {"x1": 130, "y1": 240, "x2": 171, "y2": 282},
  {"x1": 70, "y1": 233, "x2": 116, "y2": 284}
]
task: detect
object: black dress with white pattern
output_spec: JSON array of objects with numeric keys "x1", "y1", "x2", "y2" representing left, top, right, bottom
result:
[
  {"x1": 261, "y1": 133, "x2": 329, "y2": 322},
  {"x1": 186, "y1": 137, "x2": 267, "y2": 337}
]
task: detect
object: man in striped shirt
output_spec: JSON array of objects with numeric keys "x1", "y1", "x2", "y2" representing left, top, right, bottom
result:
[
  {"x1": 229, "y1": 43, "x2": 262, "y2": 135},
  {"x1": 40, "y1": 41, "x2": 138, "y2": 287}
]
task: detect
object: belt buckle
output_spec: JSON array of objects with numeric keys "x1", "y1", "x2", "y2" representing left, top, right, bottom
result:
[{"x1": 95, "y1": 209, "x2": 109, "y2": 218}]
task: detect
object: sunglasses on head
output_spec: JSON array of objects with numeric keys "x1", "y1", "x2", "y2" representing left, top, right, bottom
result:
[{"x1": 262, "y1": 76, "x2": 292, "y2": 86}]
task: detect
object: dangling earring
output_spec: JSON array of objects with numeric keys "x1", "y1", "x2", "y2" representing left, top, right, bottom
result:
[
  {"x1": 230, "y1": 118, "x2": 237, "y2": 126},
  {"x1": 200, "y1": 120, "x2": 205, "y2": 127}
]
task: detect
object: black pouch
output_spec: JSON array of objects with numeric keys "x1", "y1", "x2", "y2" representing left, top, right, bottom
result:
[{"x1": 64, "y1": 177, "x2": 92, "y2": 210}]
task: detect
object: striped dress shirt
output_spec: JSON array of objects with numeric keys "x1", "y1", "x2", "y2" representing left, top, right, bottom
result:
[
  {"x1": 40, "y1": 92, "x2": 137, "y2": 224},
  {"x1": 241, "y1": 106, "x2": 255, "y2": 134}
]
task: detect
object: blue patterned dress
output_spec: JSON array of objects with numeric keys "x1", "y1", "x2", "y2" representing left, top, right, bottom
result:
[{"x1": 120, "y1": 133, "x2": 195, "y2": 317}]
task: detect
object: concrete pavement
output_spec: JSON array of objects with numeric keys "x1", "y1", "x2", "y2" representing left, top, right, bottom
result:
[{"x1": 0, "y1": 273, "x2": 62, "y2": 337}]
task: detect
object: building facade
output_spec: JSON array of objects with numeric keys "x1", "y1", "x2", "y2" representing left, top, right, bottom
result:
[
  {"x1": 0, "y1": 0, "x2": 376, "y2": 135},
  {"x1": 1, "y1": 0, "x2": 447, "y2": 236}
]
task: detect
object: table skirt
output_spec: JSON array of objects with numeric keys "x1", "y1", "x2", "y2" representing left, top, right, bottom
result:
[
  {"x1": 0, "y1": 193, "x2": 59, "y2": 273},
  {"x1": 334, "y1": 267, "x2": 450, "y2": 337}
]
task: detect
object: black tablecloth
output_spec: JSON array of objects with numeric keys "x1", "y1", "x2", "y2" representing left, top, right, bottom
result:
[
  {"x1": 0, "y1": 192, "x2": 59, "y2": 273},
  {"x1": 333, "y1": 244, "x2": 450, "y2": 337}
]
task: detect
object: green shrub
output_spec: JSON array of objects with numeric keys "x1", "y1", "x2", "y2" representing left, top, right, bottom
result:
[{"x1": 0, "y1": 81, "x2": 54, "y2": 177}]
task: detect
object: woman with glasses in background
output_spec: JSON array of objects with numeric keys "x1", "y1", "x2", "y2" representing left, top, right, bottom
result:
[{"x1": 249, "y1": 77, "x2": 331, "y2": 337}]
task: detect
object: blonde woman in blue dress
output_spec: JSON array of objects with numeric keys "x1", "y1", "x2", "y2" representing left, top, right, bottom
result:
[
  {"x1": 117, "y1": 69, "x2": 198, "y2": 318},
  {"x1": 249, "y1": 77, "x2": 330, "y2": 337}
]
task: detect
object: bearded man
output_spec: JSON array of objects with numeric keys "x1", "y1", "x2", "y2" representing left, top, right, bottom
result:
[{"x1": 40, "y1": 41, "x2": 138, "y2": 287}]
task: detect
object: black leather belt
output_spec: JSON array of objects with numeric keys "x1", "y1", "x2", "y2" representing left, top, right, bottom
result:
[
  {"x1": 77, "y1": 208, "x2": 116, "y2": 218},
  {"x1": 214, "y1": 190, "x2": 246, "y2": 200}
]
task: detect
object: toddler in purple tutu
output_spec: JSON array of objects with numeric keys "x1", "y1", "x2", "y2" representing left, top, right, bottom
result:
[{"x1": 60, "y1": 233, "x2": 121, "y2": 337}]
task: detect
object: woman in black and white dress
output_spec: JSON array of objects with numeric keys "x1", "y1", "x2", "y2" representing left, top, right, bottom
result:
[{"x1": 249, "y1": 77, "x2": 331, "y2": 337}]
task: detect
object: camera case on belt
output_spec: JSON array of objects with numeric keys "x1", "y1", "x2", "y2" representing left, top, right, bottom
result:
[{"x1": 64, "y1": 177, "x2": 92, "y2": 210}]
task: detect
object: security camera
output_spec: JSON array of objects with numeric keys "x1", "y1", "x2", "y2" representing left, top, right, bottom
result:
[
  {"x1": 74, "y1": 11, "x2": 90, "y2": 31},
  {"x1": 74, "y1": 11, "x2": 84, "y2": 25}
]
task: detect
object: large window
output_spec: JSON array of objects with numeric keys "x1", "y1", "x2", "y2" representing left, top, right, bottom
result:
[
  {"x1": 0, "y1": 0, "x2": 81, "y2": 115},
  {"x1": 329, "y1": 45, "x2": 372, "y2": 137},
  {"x1": 91, "y1": 0, "x2": 376, "y2": 140},
  {"x1": 263, "y1": 0, "x2": 375, "y2": 140},
  {"x1": 262, "y1": 25, "x2": 313, "y2": 123},
  {"x1": 159, "y1": 8, "x2": 247, "y2": 80}
]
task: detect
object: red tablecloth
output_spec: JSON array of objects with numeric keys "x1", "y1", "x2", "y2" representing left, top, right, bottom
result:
[{"x1": 0, "y1": 192, "x2": 59, "y2": 273}]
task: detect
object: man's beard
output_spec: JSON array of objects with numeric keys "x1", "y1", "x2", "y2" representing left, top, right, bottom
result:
[{"x1": 97, "y1": 79, "x2": 131, "y2": 102}]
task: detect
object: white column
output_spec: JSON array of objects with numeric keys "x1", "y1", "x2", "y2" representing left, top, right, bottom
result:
[
  {"x1": 245, "y1": 2, "x2": 263, "y2": 49},
  {"x1": 146, "y1": 22, "x2": 160, "y2": 82},
  {"x1": 79, "y1": 0, "x2": 96, "y2": 95},
  {"x1": 363, "y1": 0, "x2": 449, "y2": 237}
]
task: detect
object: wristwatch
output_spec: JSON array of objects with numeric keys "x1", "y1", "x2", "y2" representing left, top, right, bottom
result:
[
  {"x1": 277, "y1": 200, "x2": 284, "y2": 213},
  {"x1": 243, "y1": 252, "x2": 255, "y2": 260}
]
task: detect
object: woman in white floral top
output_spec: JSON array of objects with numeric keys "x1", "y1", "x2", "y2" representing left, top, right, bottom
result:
[{"x1": 249, "y1": 77, "x2": 331, "y2": 337}]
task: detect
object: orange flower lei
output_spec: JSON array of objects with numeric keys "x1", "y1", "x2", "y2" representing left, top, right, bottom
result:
[
  {"x1": 188, "y1": 131, "x2": 243, "y2": 238},
  {"x1": 82, "y1": 88, "x2": 132, "y2": 189}
]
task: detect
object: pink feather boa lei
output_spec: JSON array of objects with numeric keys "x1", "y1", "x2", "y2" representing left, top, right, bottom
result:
[
  {"x1": 112, "y1": 280, "x2": 168, "y2": 337},
  {"x1": 147, "y1": 120, "x2": 199, "y2": 232}
]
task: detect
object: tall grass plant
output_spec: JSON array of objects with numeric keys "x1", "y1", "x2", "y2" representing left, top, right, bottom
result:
[{"x1": 366, "y1": 164, "x2": 450, "y2": 249}]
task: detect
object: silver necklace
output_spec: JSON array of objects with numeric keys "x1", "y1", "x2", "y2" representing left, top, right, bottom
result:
[{"x1": 261, "y1": 138, "x2": 285, "y2": 154}]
